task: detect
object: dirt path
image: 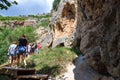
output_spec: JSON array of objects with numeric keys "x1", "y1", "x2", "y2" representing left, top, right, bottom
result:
[{"x1": 56, "y1": 63, "x2": 75, "y2": 80}]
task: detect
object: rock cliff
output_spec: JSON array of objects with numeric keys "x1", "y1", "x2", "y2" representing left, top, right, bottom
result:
[
  {"x1": 36, "y1": 27, "x2": 53, "y2": 48},
  {"x1": 51, "y1": 0, "x2": 120, "y2": 80},
  {"x1": 50, "y1": 0, "x2": 77, "y2": 48}
]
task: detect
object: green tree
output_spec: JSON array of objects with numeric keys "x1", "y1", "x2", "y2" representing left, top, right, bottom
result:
[
  {"x1": 52, "y1": 0, "x2": 61, "y2": 11},
  {"x1": 0, "y1": 0, "x2": 17, "y2": 10}
]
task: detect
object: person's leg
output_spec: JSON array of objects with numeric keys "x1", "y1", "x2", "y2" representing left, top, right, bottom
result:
[
  {"x1": 32, "y1": 49, "x2": 35, "y2": 54},
  {"x1": 13, "y1": 55, "x2": 17, "y2": 67},
  {"x1": 27, "y1": 52, "x2": 30, "y2": 57},
  {"x1": 11, "y1": 55, "x2": 14, "y2": 67},
  {"x1": 22, "y1": 54, "x2": 27, "y2": 67},
  {"x1": 36, "y1": 48, "x2": 39, "y2": 54},
  {"x1": 17, "y1": 54, "x2": 20, "y2": 67},
  {"x1": 9, "y1": 56, "x2": 12, "y2": 67},
  {"x1": 34, "y1": 48, "x2": 39, "y2": 54}
]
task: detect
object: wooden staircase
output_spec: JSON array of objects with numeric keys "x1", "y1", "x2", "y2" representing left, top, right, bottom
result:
[{"x1": 0, "y1": 67, "x2": 48, "y2": 80}]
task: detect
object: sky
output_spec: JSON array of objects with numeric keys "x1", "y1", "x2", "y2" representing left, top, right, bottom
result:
[{"x1": 0, "y1": 0, "x2": 54, "y2": 16}]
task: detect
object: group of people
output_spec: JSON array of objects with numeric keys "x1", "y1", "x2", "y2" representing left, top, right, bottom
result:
[{"x1": 7, "y1": 34, "x2": 41, "y2": 68}]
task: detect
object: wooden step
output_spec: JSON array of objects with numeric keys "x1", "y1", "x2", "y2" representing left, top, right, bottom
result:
[
  {"x1": 0, "y1": 67, "x2": 35, "y2": 77},
  {"x1": 16, "y1": 74, "x2": 48, "y2": 80}
]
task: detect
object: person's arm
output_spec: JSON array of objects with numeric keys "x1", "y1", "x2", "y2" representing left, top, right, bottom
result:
[
  {"x1": 7, "y1": 45, "x2": 11, "y2": 56},
  {"x1": 15, "y1": 45, "x2": 18, "y2": 54},
  {"x1": 8, "y1": 45, "x2": 11, "y2": 52}
]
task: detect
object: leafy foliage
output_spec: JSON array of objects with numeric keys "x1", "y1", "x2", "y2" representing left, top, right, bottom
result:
[
  {"x1": 0, "y1": 75, "x2": 10, "y2": 80},
  {"x1": 0, "y1": 16, "x2": 26, "y2": 21},
  {"x1": 28, "y1": 14, "x2": 51, "y2": 19},
  {"x1": 0, "y1": 0, "x2": 17, "y2": 10},
  {"x1": 71, "y1": 47, "x2": 83, "y2": 56},
  {"x1": 52, "y1": 0, "x2": 61, "y2": 11},
  {"x1": 37, "y1": 19, "x2": 50, "y2": 28},
  {"x1": 27, "y1": 47, "x2": 76, "y2": 76}
]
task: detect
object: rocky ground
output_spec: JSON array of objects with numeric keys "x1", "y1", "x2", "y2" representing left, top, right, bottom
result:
[{"x1": 56, "y1": 63, "x2": 75, "y2": 80}]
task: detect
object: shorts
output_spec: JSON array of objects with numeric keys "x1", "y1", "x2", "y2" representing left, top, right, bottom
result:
[
  {"x1": 16, "y1": 46, "x2": 26, "y2": 55},
  {"x1": 9, "y1": 54, "x2": 14, "y2": 56},
  {"x1": 8, "y1": 51, "x2": 15, "y2": 56}
]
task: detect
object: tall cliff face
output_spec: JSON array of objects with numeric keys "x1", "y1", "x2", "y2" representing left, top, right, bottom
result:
[
  {"x1": 50, "y1": 0, "x2": 77, "y2": 48},
  {"x1": 51, "y1": 0, "x2": 120, "y2": 79},
  {"x1": 77, "y1": 0, "x2": 120, "y2": 78}
]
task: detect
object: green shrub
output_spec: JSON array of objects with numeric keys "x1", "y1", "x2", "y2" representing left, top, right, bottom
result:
[
  {"x1": 0, "y1": 75, "x2": 11, "y2": 80},
  {"x1": 0, "y1": 16, "x2": 26, "y2": 21},
  {"x1": 28, "y1": 14, "x2": 51, "y2": 19},
  {"x1": 71, "y1": 47, "x2": 83, "y2": 56},
  {"x1": 27, "y1": 47, "x2": 76, "y2": 76},
  {"x1": 52, "y1": 0, "x2": 61, "y2": 11},
  {"x1": 38, "y1": 19, "x2": 50, "y2": 27}
]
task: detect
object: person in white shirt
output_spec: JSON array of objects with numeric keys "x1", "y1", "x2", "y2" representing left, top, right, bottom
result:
[
  {"x1": 27, "y1": 42, "x2": 31, "y2": 57},
  {"x1": 8, "y1": 41, "x2": 17, "y2": 67}
]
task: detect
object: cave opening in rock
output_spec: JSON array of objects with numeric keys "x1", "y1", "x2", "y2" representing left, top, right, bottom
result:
[
  {"x1": 53, "y1": 2, "x2": 76, "y2": 46},
  {"x1": 57, "y1": 43, "x2": 64, "y2": 47},
  {"x1": 56, "y1": 22, "x2": 63, "y2": 32},
  {"x1": 62, "y1": 2, "x2": 75, "y2": 19}
]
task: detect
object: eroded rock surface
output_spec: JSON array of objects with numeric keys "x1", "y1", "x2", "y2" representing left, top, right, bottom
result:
[
  {"x1": 51, "y1": 0, "x2": 120, "y2": 79},
  {"x1": 36, "y1": 27, "x2": 53, "y2": 48},
  {"x1": 76, "y1": 0, "x2": 120, "y2": 79},
  {"x1": 74, "y1": 56, "x2": 101, "y2": 80},
  {"x1": 50, "y1": 0, "x2": 77, "y2": 48}
]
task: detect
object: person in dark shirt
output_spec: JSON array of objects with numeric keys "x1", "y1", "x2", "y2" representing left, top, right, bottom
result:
[
  {"x1": 18, "y1": 38, "x2": 27, "y2": 46},
  {"x1": 16, "y1": 34, "x2": 27, "y2": 67}
]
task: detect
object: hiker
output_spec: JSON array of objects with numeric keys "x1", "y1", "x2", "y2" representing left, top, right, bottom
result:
[
  {"x1": 27, "y1": 42, "x2": 31, "y2": 57},
  {"x1": 34, "y1": 42, "x2": 39, "y2": 54},
  {"x1": 8, "y1": 41, "x2": 17, "y2": 67},
  {"x1": 37, "y1": 42, "x2": 41, "y2": 53},
  {"x1": 16, "y1": 34, "x2": 27, "y2": 67},
  {"x1": 30, "y1": 42, "x2": 35, "y2": 54},
  {"x1": 37, "y1": 42, "x2": 41, "y2": 50}
]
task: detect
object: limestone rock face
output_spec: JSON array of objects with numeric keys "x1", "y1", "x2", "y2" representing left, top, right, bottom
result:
[
  {"x1": 74, "y1": 56, "x2": 119, "y2": 80},
  {"x1": 36, "y1": 27, "x2": 53, "y2": 48},
  {"x1": 76, "y1": 0, "x2": 120, "y2": 79},
  {"x1": 50, "y1": 0, "x2": 77, "y2": 48},
  {"x1": 51, "y1": 0, "x2": 120, "y2": 79},
  {"x1": 74, "y1": 56, "x2": 102, "y2": 80}
]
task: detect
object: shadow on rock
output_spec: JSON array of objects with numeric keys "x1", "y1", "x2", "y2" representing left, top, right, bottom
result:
[{"x1": 73, "y1": 56, "x2": 101, "y2": 80}]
